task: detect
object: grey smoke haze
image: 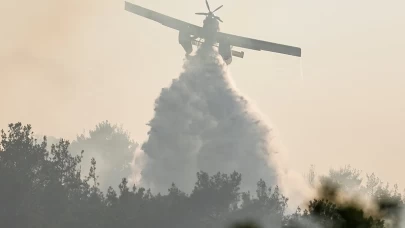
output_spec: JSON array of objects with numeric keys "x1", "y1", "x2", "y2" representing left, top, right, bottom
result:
[
  {"x1": 35, "y1": 121, "x2": 138, "y2": 192},
  {"x1": 3, "y1": 0, "x2": 405, "y2": 191},
  {"x1": 137, "y1": 45, "x2": 282, "y2": 195},
  {"x1": 313, "y1": 177, "x2": 403, "y2": 228}
]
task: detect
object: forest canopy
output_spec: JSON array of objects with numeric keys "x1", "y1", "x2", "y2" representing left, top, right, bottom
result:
[{"x1": 0, "y1": 122, "x2": 403, "y2": 228}]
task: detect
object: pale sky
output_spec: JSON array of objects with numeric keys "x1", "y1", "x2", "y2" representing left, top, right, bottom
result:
[{"x1": 1, "y1": 0, "x2": 405, "y2": 188}]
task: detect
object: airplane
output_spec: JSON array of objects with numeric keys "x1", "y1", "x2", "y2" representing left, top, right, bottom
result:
[{"x1": 124, "y1": 0, "x2": 301, "y2": 65}]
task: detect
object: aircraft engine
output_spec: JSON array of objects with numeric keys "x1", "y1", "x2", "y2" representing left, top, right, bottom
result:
[
  {"x1": 178, "y1": 31, "x2": 193, "y2": 55},
  {"x1": 218, "y1": 41, "x2": 232, "y2": 65}
]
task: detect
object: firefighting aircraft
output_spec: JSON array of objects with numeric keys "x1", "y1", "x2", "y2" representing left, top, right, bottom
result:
[{"x1": 124, "y1": 0, "x2": 301, "y2": 65}]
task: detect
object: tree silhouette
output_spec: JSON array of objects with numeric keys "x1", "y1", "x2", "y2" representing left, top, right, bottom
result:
[
  {"x1": 70, "y1": 120, "x2": 138, "y2": 191},
  {"x1": 0, "y1": 122, "x2": 403, "y2": 228}
]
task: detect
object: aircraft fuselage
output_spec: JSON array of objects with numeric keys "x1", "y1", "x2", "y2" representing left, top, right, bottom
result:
[
  {"x1": 201, "y1": 16, "x2": 219, "y2": 43},
  {"x1": 179, "y1": 15, "x2": 232, "y2": 64}
]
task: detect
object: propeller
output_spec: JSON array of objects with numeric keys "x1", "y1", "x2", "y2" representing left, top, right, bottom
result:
[
  {"x1": 195, "y1": 0, "x2": 224, "y2": 22},
  {"x1": 205, "y1": 0, "x2": 211, "y2": 12},
  {"x1": 213, "y1": 5, "x2": 223, "y2": 13}
]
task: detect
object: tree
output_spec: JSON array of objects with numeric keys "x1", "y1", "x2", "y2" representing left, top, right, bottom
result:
[
  {"x1": 2, "y1": 122, "x2": 404, "y2": 228},
  {"x1": 304, "y1": 165, "x2": 316, "y2": 188},
  {"x1": 319, "y1": 165, "x2": 363, "y2": 193},
  {"x1": 0, "y1": 123, "x2": 90, "y2": 227},
  {"x1": 283, "y1": 198, "x2": 386, "y2": 228},
  {"x1": 284, "y1": 165, "x2": 404, "y2": 228},
  {"x1": 0, "y1": 123, "x2": 50, "y2": 227},
  {"x1": 231, "y1": 179, "x2": 288, "y2": 228},
  {"x1": 69, "y1": 120, "x2": 138, "y2": 191},
  {"x1": 189, "y1": 171, "x2": 242, "y2": 228}
]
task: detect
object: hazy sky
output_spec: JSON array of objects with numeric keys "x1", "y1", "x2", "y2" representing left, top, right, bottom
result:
[{"x1": 1, "y1": 0, "x2": 405, "y2": 187}]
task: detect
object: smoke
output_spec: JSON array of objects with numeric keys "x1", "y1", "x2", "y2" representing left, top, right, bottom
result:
[
  {"x1": 0, "y1": 0, "x2": 90, "y2": 81},
  {"x1": 131, "y1": 44, "x2": 312, "y2": 209},
  {"x1": 293, "y1": 176, "x2": 405, "y2": 228}
]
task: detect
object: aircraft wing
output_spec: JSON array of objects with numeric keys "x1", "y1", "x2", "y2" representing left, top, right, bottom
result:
[
  {"x1": 217, "y1": 32, "x2": 301, "y2": 57},
  {"x1": 125, "y1": 1, "x2": 202, "y2": 36}
]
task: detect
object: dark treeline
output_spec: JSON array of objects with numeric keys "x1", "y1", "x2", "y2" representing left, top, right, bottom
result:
[{"x1": 0, "y1": 122, "x2": 403, "y2": 228}]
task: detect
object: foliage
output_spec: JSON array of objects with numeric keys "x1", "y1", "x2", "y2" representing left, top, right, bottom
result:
[
  {"x1": 69, "y1": 120, "x2": 138, "y2": 191},
  {"x1": 0, "y1": 123, "x2": 403, "y2": 228}
]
